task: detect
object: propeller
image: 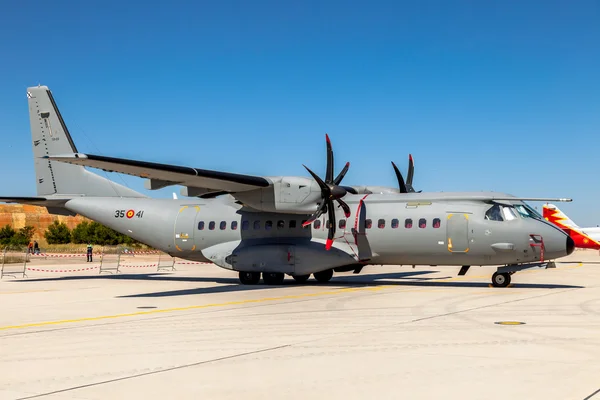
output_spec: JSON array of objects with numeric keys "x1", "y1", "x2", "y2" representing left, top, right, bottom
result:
[
  {"x1": 302, "y1": 134, "x2": 352, "y2": 250},
  {"x1": 391, "y1": 154, "x2": 422, "y2": 193}
]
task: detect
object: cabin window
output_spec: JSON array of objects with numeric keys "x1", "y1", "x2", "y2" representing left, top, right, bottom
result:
[
  {"x1": 253, "y1": 220, "x2": 261, "y2": 230},
  {"x1": 231, "y1": 221, "x2": 238, "y2": 230},
  {"x1": 391, "y1": 218, "x2": 399, "y2": 229},
  {"x1": 365, "y1": 219, "x2": 372, "y2": 229},
  {"x1": 419, "y1": 218, "x2": 426, "y2": 228},
  {"x1": 220, "y1": 221, "x2": 226, "y2": 230},
  {"x1": 314, "y1": 220, "x2": 321, "y2": 229},
  {"x1": 198, "y1": 221, "x2": 205, "y2": 230},
  {"x1": 378, "y1": 219, "x2": 385, "y2": 229},
  {"x1": 289, "y1": 220, "x2": 297, "y2": 229},
  {"x1": 242, "y1": 220, "x2": 249, "y2": 230},
  {"x1": 209, "y1": 221, "x2": 215, "y2": 230},
  {"x1": 277, "y1": 220, "x2": 285, "y2": 229},
  {"x1": 433, "y1": 218, "x2": 441, "y2": 228},
  {"x1": 266, "y1": 220, "x2": 273, "y2": 230},
  {"x1": 339, "y1": 219, "x2": 346, "y2": 229},
  {"x1": 405, "y1": 218, "x2": 413, "y2": 228}
]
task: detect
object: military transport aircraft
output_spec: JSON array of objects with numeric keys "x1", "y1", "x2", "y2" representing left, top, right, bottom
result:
[{"x1": 0, "y1": 85, "x2": 575, "y2": 287}]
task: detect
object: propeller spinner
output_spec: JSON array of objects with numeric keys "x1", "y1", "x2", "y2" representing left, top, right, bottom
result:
[{"x1": 302, "y1": 134, "x2": 352, "y2": 250}]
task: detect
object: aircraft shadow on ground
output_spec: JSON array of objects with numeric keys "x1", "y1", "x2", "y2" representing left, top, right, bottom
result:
[{"x1": 8, "y1": 270, "x2": 583, "y2": 298}]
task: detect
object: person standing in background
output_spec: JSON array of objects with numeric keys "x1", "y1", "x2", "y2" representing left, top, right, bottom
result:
[{"x1": 86, "y1": 243, "x2": 93, "y2": 262}]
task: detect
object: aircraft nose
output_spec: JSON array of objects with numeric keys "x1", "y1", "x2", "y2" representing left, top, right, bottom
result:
[{"x1": 566, "y1": 235, "x2": 575, "y2": 256}]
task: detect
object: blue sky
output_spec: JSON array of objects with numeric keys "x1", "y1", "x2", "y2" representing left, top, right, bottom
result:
[{"x1": 0, "y1": 1, "x2": 599, "y2": 224}]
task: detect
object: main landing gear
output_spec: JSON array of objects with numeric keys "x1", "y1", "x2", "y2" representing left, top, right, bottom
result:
[{"x1": 237, "y1": 269, "x2": 334, "y2": 285}]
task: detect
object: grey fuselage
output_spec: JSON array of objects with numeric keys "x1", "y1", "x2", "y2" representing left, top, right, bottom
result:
[{"x1": 63, "y1": 193, "x2": 572, "y2": 276}]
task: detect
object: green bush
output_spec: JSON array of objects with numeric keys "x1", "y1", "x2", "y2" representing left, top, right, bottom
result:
[
  {"x1": 44, "y1": 221, "x2": 72, "y2": 244},
  {"x1": 0, "y1": 225, "x2": 35, "y2": 247},
  {"x1": 60, "y1": 220, "x2": 143, "y2": 246}
]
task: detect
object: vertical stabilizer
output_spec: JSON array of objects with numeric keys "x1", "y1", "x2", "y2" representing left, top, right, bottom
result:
[
  {"x1": 543, "y1": 203, "x2": 600, "y2": 249},
  {"x1": 543, "y1": 203, "x2": 579, "y2": 229},
  {"x1": 27, "y1": 86, "x2": 144, "y2": 198}
]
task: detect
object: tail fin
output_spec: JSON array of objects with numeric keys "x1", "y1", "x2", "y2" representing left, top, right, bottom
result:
[
  {"x1": 543, "y1": 203, "x2": 600, "y2": 249},
  {"x1": 543, "y1": 203, "x2": 579, "y2": 229},
  {"x1": 27, "y1": 85, "x2": 144, "y2": 198}
]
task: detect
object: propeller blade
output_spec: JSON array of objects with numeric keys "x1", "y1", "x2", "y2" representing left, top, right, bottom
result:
[
  {"x1": 325, "y1": 134, "x2": 334, "y2": 184},
  {"x1": 391, "y1": 161, "x2": 407, "y2": 193},
  {"x1": 326, "y1": 199, "x2": 336, "y2": 250},
  {"x1": 303, "y1": 164, "x2": 329, "y2": 193},
  {"x1": 302, "y1": 201, "x2": 327, "y2": 227},
  {"x1": 335, "y1": 198, "x2": 351, "y2": 218},
  {"x1": 407, "y1": 154, "x2": 415, "y2": 187},
  {"x1": 333, "y1": 161, "x2": 350, "y2": 185}
]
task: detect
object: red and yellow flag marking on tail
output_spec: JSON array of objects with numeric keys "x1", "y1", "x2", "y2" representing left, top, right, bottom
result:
[{"x1": 543, "y1": 206, "x2": 600, "y2": 250}]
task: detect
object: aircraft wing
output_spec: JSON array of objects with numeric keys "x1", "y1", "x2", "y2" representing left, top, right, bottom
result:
[{"x1": 44, "y1": 153, "x2": 272, "y2": 193}]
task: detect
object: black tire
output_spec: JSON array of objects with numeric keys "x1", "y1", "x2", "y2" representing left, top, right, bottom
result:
[
  {"x1": 239, "y1": 271, "x2": 261, "y2": 285},
  {"x1": 263, "y1": 272, "x2": 285, "y2": 285},
  {"x1": 491, "y1": 272, "x2": 511, "y2": 288},
  {"x1": 313, "y1": 269, "x2": 334, "y2": 283},
  {"x1": 292, "y1": 274, "x2": 310, "y2": 283}
]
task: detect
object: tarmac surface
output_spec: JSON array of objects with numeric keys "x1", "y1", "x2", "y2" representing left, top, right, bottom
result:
[{"x1": 1, "y1": 251, "x2": 600, "y2": 399}]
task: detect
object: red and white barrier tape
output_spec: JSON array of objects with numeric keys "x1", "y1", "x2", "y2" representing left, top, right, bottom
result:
[
  {"x1": 26, "y1": 266, "x2": 100, "y2": 273},
  {"x1": 29, "y1": 250, "x2": 161, "y2": 257},
  {"x1": 175, "y1": 261, "x2": 206, "y2": 264},
  {"x1": 119, "y1": 264, "x2": 158, "y2": 268}
]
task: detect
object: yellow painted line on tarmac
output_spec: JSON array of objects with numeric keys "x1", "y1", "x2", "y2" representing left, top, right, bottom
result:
[{"x1": 0, "y1": 286, "x2": 388, "y2": 331}]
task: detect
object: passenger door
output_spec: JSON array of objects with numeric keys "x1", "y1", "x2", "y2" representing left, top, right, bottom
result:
[
  {"x1": 174, "y1": 205, "x2": 200, "y2": 251},
  {"x1": 446, "y1": 213, "x2": 470, "y2": 253}
]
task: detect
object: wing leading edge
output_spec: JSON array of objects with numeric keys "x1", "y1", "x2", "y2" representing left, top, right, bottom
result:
[{"x1": 45, "y1": 153, "x2": 272, "y2": 193}]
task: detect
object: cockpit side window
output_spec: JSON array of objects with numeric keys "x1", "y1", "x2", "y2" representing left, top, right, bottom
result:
[
  {"x1": 485, "y1": 204, "x2": 504, "y2": 221},
  {"x1": 502, "y1": 206, "x2": 517, "y2": 221},
  {"x1": 515, "y1": 203, "x2": 542, "y2": 220},
  {"x1": 486, "y1": 204, "x2": 521, "y2": 221}
]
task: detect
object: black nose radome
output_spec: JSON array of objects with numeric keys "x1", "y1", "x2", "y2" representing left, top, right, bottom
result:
[{"x1": 566, "y1": 236, "x2": 575, "y2": 255}]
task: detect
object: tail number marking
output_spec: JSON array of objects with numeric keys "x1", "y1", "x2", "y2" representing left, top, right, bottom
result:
[{"x1": 115, "y1": 210, "x2": 144, "y2": 218}]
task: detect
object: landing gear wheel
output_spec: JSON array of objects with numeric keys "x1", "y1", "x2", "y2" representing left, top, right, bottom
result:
[
  {"x1": 313, "y1": 269, "x2": 334, "y2": 283},
  {"x1": 239, "y1": 271, "x2": 260, "y2": 285},
  {"x1": 263, "y1": 272, "x2": 285, "y2": 285},
  {"x1": 491, "y1": 272, "x2": 511, "y2": 288},
  {"x1": 292, "y1": 274, "x2": 310, "y2": 283}
]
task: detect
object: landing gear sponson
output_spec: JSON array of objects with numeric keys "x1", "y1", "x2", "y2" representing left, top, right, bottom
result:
[{"x1": 238, "y1": 269, "x2": 334, "y2": 285}]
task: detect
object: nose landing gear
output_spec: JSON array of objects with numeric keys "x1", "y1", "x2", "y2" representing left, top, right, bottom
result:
[
  {"x1": 491, "y1": 261, "x2": 556, "y2": 288},
  {"x1": 491, "y1": 272, "x2": 511, "y2": 288}
]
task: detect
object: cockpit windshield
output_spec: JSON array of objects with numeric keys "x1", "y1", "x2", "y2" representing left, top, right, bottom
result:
[
  {"x1": 485, "y1": 204, "x2": 518, "y2": 221},
  {"x1": 514, "y1": 203, "x2": 543, "y2": 220}
]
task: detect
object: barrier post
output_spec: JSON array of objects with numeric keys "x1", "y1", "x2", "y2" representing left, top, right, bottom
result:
[
  {"x1": 0, "y1": 247, "x2": 5, "y2": 279},
  {"x1": 157, "y1": 252, "x2": 176, "y2": 272},
  {"x1": 99, "y1": 245, "x2": 120, "y2": 274},
  {"x1": 0, "y1": 247, "x2": 27, "y2": 279}
]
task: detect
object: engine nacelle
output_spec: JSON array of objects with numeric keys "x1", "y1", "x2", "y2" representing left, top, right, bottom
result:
[{"x1": 233, "y1": 176, "x2": 324, "y2": 214}]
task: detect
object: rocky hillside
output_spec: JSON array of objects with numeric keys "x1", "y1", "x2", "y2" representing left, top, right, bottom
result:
[{"x1": 0, "y1": 204, "x2": 89, "y2": 243}]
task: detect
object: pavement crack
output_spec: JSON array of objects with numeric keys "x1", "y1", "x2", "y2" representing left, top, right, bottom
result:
[
  {"x1": 585, "y1": 388, "x2": 600, "y2": 400},
  {"x1": 14, "y1": 344, "x2": 291, "y2": 399}
]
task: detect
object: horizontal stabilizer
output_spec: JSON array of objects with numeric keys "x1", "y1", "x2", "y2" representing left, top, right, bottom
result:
[
  {"x1": 45, "y1": 153, "x2": 272, "y2": 193},
  {"x1": 0, "y1": 196, "x2": 79, "y2": 216}
]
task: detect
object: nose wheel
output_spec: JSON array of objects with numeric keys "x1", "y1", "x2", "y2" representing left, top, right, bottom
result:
[{"x1": 491, "y1": 272, "x2": 511, "y2": 288}]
